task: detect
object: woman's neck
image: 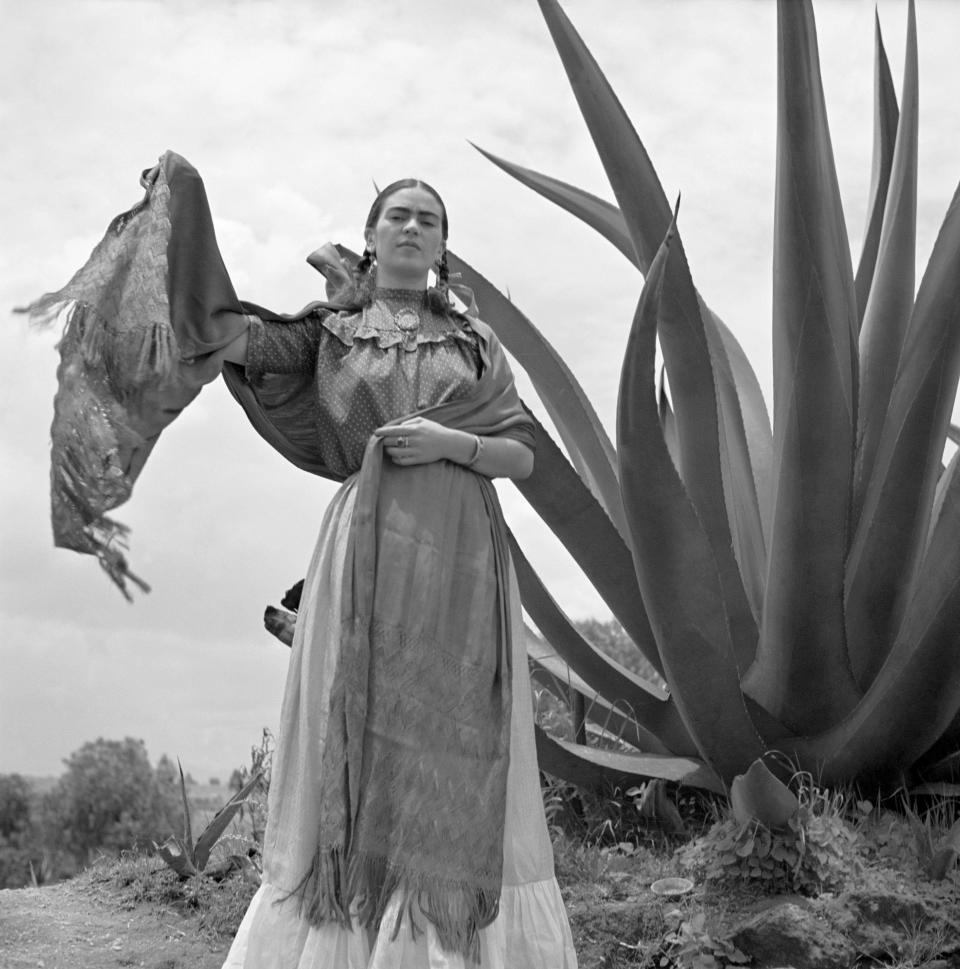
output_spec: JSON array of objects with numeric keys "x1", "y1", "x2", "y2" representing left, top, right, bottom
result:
[{"x1": 374, "y1": 268, "x2": 429, "y2": 291}]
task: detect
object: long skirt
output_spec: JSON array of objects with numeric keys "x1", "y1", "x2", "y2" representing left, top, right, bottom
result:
[{"x1": 221, "y1": 467, "x2": 579, "y2": 969}]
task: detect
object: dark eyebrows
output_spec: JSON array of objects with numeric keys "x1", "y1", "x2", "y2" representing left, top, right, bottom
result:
[{"x1": 383, "y1": 205, "x2": 441, "y2": 221}]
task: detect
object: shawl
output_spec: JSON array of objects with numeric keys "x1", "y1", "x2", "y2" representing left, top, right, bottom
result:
[{"x1": 20, "y1": 151, "x2": 536, "y2": 959}]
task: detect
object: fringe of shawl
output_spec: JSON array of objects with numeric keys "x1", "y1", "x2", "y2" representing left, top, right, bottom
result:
[{"x1": 289, "y1": 845, "x2": 501, "y2": 963}]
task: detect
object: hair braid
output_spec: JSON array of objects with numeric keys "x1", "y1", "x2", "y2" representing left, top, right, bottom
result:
[
  {"x1": 437, "y1": 249, "x2": 450, "y2": 290},
  {"x1": 355, "y1": 247, "x2": 374, "y2": 276}
]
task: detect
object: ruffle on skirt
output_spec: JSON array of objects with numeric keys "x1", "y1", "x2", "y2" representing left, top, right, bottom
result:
[
  {"x1": 223, "y1": 877, "x2": 575, "y2": 969},
  {"x1": 221, "y1": 464, "x2": 578, "y2": 969}
]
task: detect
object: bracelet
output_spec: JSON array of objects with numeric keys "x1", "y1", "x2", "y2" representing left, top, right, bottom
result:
[{"x1": 465, "y1": 434, "x2": 484, "y2": 467}]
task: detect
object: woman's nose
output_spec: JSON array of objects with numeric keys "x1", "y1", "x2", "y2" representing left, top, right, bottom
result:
[{"x1": 402, "y1": 216, "x2": 420, "y2": 234}]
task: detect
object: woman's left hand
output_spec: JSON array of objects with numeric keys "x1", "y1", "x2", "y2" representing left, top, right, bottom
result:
[{"x1": 373, "y1": 417, "x2": 459, "y2": 467}]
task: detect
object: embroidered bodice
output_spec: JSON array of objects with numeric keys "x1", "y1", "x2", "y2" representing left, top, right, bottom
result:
[{"x1": 245, "y1": 289, "x2": 480, "y2": 476}]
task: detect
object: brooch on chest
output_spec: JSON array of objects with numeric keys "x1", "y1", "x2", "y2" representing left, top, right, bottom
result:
[{"x1": 392, "y1": 308, "x2": 421, "y2": 352}]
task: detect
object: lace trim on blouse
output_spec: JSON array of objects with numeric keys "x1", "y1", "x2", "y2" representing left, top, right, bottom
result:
[{"x1": 319, "y1": 298, "x2": 476, "y2": 351}]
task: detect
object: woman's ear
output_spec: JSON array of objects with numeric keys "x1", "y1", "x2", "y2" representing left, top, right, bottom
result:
[{"x1": 364, "y1": 230, "x2": 376, "y2": 255}]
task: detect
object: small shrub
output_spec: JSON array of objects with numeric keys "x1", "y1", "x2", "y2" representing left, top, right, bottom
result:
[{"x1": 678, "y1": 777, "x2": 860, "y2": 894}]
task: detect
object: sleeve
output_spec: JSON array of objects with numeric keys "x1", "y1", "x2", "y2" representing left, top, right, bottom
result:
[{"x1": 244, "y1": 311, "x2": 328, "y2": 377}]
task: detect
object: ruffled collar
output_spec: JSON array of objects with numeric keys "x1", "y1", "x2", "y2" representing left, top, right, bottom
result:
[{"x1": 320, "y1": 292, "x2": 474, "y2": 351}]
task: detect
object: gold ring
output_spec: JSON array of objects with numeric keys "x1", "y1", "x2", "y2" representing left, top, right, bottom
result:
[{"x1": 397, "y1": 436, "x2": 407, "y2": 448}]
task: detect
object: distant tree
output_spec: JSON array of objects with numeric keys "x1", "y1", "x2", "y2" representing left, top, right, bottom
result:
[
  {"x1": 47, "y1": 737, "x2": 169, "y2": 866},
  {"x1": 0, "y1": 774, "x2": 37, "y2": 888},
  {"x1": 209, "y1": 777, "x2": 220, "y2": 786},
  {"x1": 0, "y1": 774, "x2": 30, "y2": 839}
]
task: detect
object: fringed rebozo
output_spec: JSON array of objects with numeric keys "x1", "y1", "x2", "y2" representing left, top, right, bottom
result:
[
  {"x1": 17, "y1": 152, "x2": 250, "y2": 595},
  {"x1": 293, "y1": 846, "x2": 501, "y2": 963}
]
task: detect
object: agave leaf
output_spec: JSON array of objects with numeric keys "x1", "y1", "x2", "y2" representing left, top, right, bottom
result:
[
  {"x1": 924, "y1": 449, "x2": 959, "y2": 558},
  {"x1": 175, "y1": 759, "x2": 194, "y2": 862},
  {"x1": 534, "y1": 725, "x2": 723, "y2": 794},
  {"x1": 743, "y1": 0, "x2": 862, "y2": 733},
  {"x1": 193, "y1": 770, "x2": 263, "y2": 872},
  {"x1": 710, "y1": 314, "x2": 774, "y2": 551},
  {"x1": 845, "y1": 179, "x2": 960, "y2": 690},
  {"x1": 514, "y1": 410, "x2": 665, "y2": 678},
  {"x1": 699, "y1": 304, "x2": 769, "y2": 622},
  {"x1": 470, "y1": 144, "x2": 637, "y2": 266},
  {"x1": 853, "y1": 0, "x2": 918, "y2": 542},
  {"x1": 154, "y1": 836, "x2": 197, "y2": 878},
  {"x1": 914, "y1": 711, "x2": 960, "y2": 783},
  {"x1": 915, "y1": 751, "x2": 960, "y2": 785},
  {"x1": 511, "y1": 535, "x2": 699, "y2": 756},
  {"x1": 794, "y1": 441, "x2": 960, "y2": 784},
  {"x1": 854, "y1": 10, "x2": 901, "y2": 328},
  {"x1": 730, "y1": 758, "x2": 799, "y2": 829},
  {"x1": 527, "y1": 632, "x2": 672, "y2": 755},
  {"x1": 642, "y1": 213, "x2": 759, "y2": 664},
  {"x1": 535, "y1": 0, "x2": 672, "y2": 272},
  {"x1": 447, "y1": 251, "x2": 627, "y2": 538},
  {"x1": 655, "y1": 365, "x2": 678, "y2": 465},
  {"x1": 617, "y1": 215, "x2": 765, "y2": 782}
]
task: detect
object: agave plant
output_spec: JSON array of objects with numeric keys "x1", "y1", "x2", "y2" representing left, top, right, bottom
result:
[
  {"x1": 449, "y1": 0, "x2": 960, "y2": 794},
  {"x1": 154, "y1": 760, "x2": 262, "y2": 879}
]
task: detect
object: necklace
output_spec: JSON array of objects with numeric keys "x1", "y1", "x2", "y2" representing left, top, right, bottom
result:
[
  {"x1": 393, "y1": 307, "x2": 421, "y2": 338},
  {"x1": 373, "y1": 288, "x2": 425, "y2": 351}
]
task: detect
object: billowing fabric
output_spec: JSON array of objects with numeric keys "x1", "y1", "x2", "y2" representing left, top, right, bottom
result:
[{"x1": 18, "y1": 154, "x2": 252, "y2": 595}]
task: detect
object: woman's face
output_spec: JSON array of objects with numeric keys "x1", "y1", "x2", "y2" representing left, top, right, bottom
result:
[{"x1": 366, "y1": 186, "x2": 445, "y2": 288}]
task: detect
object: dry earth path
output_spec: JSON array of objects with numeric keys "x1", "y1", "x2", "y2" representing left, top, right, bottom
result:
[{"x1": 0, "y1": 878, "x2": 228, "y2": 969}]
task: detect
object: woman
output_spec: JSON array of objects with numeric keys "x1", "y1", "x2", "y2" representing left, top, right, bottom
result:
[
  {"x1": 218, "y1": 178, "x2": 578, "y2": 968},
  {"x1": 23, "y1": 154, "x2": 577, "y2": 968}
]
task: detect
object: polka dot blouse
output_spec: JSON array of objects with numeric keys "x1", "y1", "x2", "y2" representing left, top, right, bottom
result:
[{"x1": 245, "y1": 289, "x2": 482, "y2": 477}]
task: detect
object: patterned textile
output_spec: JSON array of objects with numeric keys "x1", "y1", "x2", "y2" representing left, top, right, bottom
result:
[{"x1": 17, "y1": 154, "x2": 249, "y2": 595}]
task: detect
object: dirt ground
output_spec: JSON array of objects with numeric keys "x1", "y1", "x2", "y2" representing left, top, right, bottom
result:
[
  {"x1": 0, "y1": 878, "x2": 228, "y2": 969},
  {"x1": 0, "y1": 863, "x2": 649, "y2": 969},
  {"x1": 2, "y1": 845, "x2": 957, "y2": 969}
]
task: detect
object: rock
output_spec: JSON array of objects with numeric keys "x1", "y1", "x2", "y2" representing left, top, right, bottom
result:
[
  {"x1": 729, "y1": 901, "x2": 854, "y2": 969},
  {"x1": 831, "y1": 888, "x2": 933, "y2": 960}
]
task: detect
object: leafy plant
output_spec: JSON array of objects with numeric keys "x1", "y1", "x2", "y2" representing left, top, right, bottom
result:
[
  {"x1": 153, "y1": 760, "x2": 261, "y2": 879},
  {"x1": 678, "y1": 770, "x2": 860, "y2": 894},
  {"x1": 658, "y1": 910, "x2": 750, "y2": 969},
  {"x1": 451, "y1": 0, "x2": 960, "y2": 794}
]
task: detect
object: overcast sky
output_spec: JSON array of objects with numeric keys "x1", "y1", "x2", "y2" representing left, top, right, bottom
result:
[{"x1": 2, "y1": 0, "x2": 958, "y2": 782}]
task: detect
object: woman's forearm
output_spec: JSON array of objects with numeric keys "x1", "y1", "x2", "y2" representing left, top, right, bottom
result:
[
  {"x1": 446, "y1": 428, "x2": 534, "y2": 481},
  {"x1": 220, "y1": 314, "x2": 251, "y2": 364}
]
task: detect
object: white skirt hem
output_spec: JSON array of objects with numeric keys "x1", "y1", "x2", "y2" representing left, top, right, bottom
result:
[{"x1": 222, "y1": 875, "x2": 577, "y2": 969}]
